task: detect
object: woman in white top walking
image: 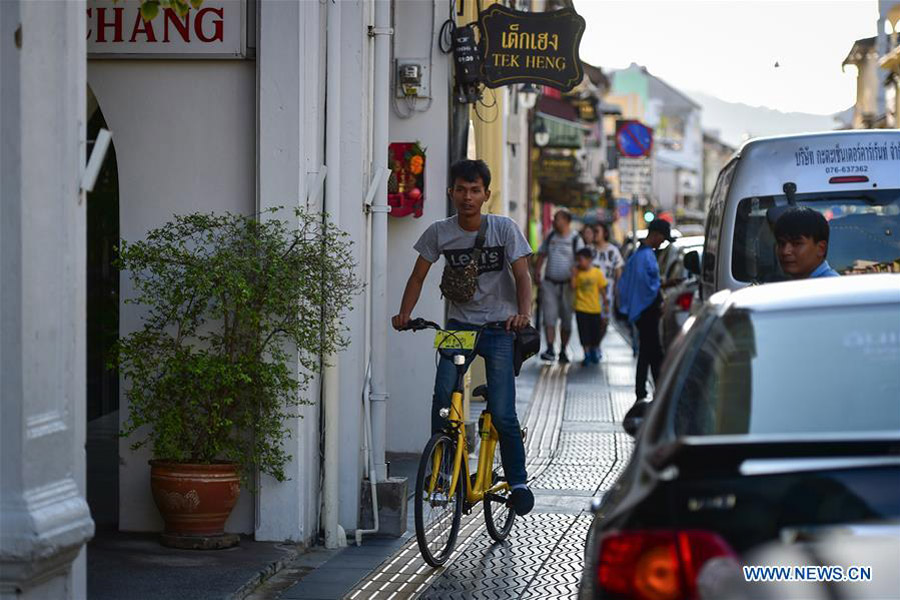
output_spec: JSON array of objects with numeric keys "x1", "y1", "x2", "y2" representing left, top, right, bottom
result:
[{"x1": 590, "y1": 222, "x2": 624, "y2": 356}]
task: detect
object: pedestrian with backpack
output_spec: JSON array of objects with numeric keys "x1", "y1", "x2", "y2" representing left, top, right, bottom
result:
[{"x1": 534, "y1": 209, "x2": 584, "y2": 363}]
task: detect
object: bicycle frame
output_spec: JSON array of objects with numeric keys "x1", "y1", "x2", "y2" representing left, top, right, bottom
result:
[
  {"x1": 409, "y1": 317, "x2": 518, "y2": 566},
  {"x1": 429, "y1": 380, "x2": 509, "y2": 507}
]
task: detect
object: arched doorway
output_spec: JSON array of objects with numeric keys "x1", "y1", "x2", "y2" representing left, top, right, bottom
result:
[{"x1": 86, "y1": 86, "x2": 120, "y2": 531}]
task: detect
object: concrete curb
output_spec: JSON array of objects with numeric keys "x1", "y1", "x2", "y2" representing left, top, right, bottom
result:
[{"x1": 228, "y1": 543, "x2": 306, "y2": 600}]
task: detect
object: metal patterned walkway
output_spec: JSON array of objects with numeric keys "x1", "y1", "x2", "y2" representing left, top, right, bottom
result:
[{"x1": 345, "y1": 331, "x2": 636, "y2": 600}]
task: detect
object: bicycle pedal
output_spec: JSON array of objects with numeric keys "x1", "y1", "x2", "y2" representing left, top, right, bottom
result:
[
  {"x1": 484, "y1": 492, "x2": 508, "y2": 504},
  {"x1": 429, "y1": 492, "x2": 449, "y2": 506}
]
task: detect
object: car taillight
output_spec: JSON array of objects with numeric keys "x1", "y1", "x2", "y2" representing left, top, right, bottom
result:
[
  {"x1": 596, "y1": 530, "x2": 736, "y2": 600},
  {"x1": 675, "y1": 292, "x2": 693, "y2": 312}
]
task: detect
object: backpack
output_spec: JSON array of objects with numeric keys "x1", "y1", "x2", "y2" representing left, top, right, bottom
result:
[
  {"x1": 547, "y1": 230, "x2": 580, "y2": 255},
  {"x1": 439, "y1": 218, "x2": 488, "y2": 303}
]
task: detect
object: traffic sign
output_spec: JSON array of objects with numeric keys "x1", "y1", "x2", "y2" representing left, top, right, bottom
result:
[
  {"x1": 619, "y1": 157, "x2": 652, "y2": 196},
  {"x1": 616, "y1": 120, "x2": 653, "y2": 158}
]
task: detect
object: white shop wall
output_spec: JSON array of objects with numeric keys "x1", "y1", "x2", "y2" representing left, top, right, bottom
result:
[
  {"x1": 88, "y1": 60, "x2": 257, "y2": 533},
  {"x1": 386, "y1": 0, "x2": 453, "y2": 455}
]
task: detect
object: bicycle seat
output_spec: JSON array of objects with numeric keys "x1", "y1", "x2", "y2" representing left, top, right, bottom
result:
[{"x1": 472, "y1": 384, "x2": 489, "y2": 400}]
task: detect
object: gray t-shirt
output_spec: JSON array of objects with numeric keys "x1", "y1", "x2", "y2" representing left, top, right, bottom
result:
[
  {"x1": 414, "y1": 214, "x2": 532, "y2": 325},
  {"x1": 538, "y1": 230, "x2": 584, "y2": 282}
]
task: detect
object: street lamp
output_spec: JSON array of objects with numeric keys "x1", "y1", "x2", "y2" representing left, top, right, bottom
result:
[
  {"x1": 533, "y1": 118, "x2": 550, "y2": 148},
  {"x1": 518, "y1": 83, "x2": 539, "y2": 110}
]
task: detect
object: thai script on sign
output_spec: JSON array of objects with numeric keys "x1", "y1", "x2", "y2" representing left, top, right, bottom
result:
[
  {"x1": 794, "y1": 141, "x2": 900, "y2": 166},
  {"x1": 501, "y1": 25, "x2": 559, "y2": 51},
  {"x1": 479, "y1": 4, "x2": 585, "y2": 92}
]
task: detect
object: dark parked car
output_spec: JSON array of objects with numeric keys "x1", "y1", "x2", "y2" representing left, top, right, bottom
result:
[
  {"x1": 658, "y1": 236, "x2": 704, "y2": 349},
  {"x1": 579, "y1": 274, "x2": 900, "y2": 600}
]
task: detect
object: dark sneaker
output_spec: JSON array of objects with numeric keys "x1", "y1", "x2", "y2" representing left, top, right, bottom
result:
[
  {"x1": 558, "y1": 352, "x2": 570, "y2": 364},
  {"x1": 539, "y1": 350, "x2": 556, "y2": 361},
  {"x1": 509, "y1": 487, "x2": 535, "y2": 516},
  {"x1": 623, "y1": 399, "x2": 651, "y2": 437}
]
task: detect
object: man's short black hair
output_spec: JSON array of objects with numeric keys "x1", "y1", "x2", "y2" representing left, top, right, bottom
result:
[
  {"x1": 554, "y1": 209, "x2": 572, "y2": 223},
  {"x1": 449, "y1": 159, "x2": 491, "y2": 189},
  {"x1": 576, "y1": 247, "x2": 594, "y2": 260},
  {"x1": 774, "y1": 207, "x2": 830, "y2": 244}
]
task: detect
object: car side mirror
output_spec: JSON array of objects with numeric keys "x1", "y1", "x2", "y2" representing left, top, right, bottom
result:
[
  {"x1": 623, "y1": 400, "x2": 651, "y2": 438},
  {"x1": 683, "y1": 250, "x2": 701, "y2": 276}
]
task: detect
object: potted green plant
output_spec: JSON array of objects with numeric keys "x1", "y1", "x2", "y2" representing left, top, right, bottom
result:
[{"x1": 115, "y1": 208, "x2": 358, "y2": 548}]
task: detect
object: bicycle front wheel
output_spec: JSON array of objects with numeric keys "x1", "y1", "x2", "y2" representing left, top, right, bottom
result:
[
  {"x1": 483, "y1": 469, "x2": 515, "y2": 542},
  {"x1": 414, "y1": 433, "x2": 465, "y2": 567},
  {"x1": 414, "y1": 433, "x2": 464, "y2": 567}
]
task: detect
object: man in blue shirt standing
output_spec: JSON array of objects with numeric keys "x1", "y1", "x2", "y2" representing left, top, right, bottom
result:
[
  {"x1": 774, "y1": 207, "x2": 840, "y2": 279},
  {"x1": 618, "y1": 219, "x2": 672, "y2": 402}
]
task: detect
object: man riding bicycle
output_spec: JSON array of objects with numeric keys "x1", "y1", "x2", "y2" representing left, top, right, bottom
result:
[{"x1": 391, "y1": 159, "x2": 535, "y2": 516}]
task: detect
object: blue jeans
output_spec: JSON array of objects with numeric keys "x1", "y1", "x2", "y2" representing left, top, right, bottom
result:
[{"x1": 431, "y1": 320, "x2": 528, "y2": 487}]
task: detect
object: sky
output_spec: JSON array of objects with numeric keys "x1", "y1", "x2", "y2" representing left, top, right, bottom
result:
[{"x1": 573, "y1": 0, "x2": 881, "y2": 115}]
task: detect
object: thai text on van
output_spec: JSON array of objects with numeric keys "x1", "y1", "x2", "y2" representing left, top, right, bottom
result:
[{"x1": 794, "y1": 141, "x2": 900, "y2": 167}]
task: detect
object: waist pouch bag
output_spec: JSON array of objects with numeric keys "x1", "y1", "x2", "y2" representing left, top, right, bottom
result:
[
  {"x1": 439, "y1": 218, "x2": 488, "y2": 303},
  {"x1": 513, "y1": 324, "x2": 541, "y2": 376}
]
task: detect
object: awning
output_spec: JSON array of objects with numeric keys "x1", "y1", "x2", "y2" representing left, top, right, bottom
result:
[{"x1": 535, "y1": 112, "x2": 589, "y2": 149}]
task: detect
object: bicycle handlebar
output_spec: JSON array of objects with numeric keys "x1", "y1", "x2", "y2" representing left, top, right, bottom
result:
[
  {"x1": 400, "y1": 318, "x2": 441, "y2": 332},
  {"x1": 399, "y1": 318, "x2": 512, "y2": 334}
]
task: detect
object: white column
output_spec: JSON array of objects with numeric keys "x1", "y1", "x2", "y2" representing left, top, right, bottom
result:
[
  {"x1": 322, "y1": 0, "x2": 344, "y2": 549},
  {"x1": 255, "y1": 0, "x2": 324, "y2": 544},
  {"x1": 0, "y1": 1, "x2": 94, "y2": 598}
]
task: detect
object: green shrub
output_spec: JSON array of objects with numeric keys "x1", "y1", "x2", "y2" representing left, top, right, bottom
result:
[{"x1": 115, "y1": 208, "x2": 359, "y2": 482}]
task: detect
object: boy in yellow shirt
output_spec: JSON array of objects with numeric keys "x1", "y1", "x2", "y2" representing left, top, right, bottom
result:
[{"x1": 572, "y1": 248, "x2": 608, "y2": 366}]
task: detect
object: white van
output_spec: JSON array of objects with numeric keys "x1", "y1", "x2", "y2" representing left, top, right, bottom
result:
[{"x1": 688, "y1": 130, "x2": 900, "y2": 299}]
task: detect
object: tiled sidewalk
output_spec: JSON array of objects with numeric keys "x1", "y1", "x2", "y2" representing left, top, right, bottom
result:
[
  {"x1": 411, "y1": 331, "x2": 635, "y2": 600},
  {"x1": 256, "y1": 330, "x2": 636, "y2": 600}
]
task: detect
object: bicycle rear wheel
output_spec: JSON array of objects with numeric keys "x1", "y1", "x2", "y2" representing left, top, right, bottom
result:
[
  {"x1": 483, "y1": 469, "x2": 515, "y2": 542},
  {"x1": 414, "y1": 433, "x2": 464, "y2": 567}
]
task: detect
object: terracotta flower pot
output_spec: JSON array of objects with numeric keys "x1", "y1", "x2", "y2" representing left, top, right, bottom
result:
[{"x1": 149, "y1": 460, "x2": 240, "y2": 537}]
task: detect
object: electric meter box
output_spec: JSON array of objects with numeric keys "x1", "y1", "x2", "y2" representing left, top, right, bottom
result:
[{"x1": 395, "y1": 59, "x2": 430, "y2": 99}]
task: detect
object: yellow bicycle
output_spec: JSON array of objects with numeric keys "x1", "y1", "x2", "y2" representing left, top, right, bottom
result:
[{"x1": 400, "y1": 318, "x2": 518, "y2": 567}]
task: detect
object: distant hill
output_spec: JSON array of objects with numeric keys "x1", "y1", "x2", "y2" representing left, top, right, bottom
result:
[{"x1": 687, "y1": 91, "x2": 840, "y2": 148}]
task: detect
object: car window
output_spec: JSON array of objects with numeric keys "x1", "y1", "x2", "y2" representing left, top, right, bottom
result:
[
  {"x1": 672, "y1": 304, "x2": 900, "y2": 436},
  {"x1": 643, "y1": 308, "x2": 716, "y2": 443},
  {"x1": 731, "y1": 190, "x2": 900, "y2": 283},
  {"x1": 703, "y1": 161, "x2": 735, "y2": 288}
]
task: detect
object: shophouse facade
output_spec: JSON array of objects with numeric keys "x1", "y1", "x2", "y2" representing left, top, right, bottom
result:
[
  {"x1": 841, "y1": 2, "x2": 900, "y2": 129},
  {"x1": 701, "y1": 130, "x2": 735, "y2": 211},
  {"x1": 606, "y1": 63, "x2": 703, "y2": 214},
  {"x1": 3, "y1": 0, "x2": 542, "y2": 596},
  {"x1": 879, "y1": 2, "x2": 900, "y2": 127}
]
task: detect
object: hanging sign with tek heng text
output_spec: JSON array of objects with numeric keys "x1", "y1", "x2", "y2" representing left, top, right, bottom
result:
[{"x1": 479, "y1": 5, "x2": 586, "y2": 92}]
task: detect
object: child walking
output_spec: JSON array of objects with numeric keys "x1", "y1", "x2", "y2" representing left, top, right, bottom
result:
[{"x1": 572, "y1": 248, "x2": 608, "y2": 366}]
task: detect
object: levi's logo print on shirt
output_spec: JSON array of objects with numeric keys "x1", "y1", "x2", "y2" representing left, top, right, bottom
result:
[{"x1": 443, "y1": 246, "x2": 505, "y2": 274}]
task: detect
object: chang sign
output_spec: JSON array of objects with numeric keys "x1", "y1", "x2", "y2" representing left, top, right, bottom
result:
[
  {"x1": 479, "y1": 5, "x2": 585, "y2": 92},
  {"x1": 87, "y1": 0, "x2": 247, "y2": 58}
]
